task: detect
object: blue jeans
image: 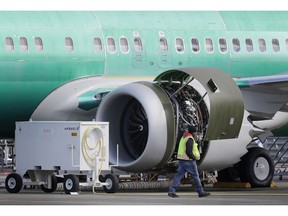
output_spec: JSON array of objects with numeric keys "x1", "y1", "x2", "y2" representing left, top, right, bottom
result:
[{"x1": 169, "y1": 160, "x2": 204, "y2": 194}]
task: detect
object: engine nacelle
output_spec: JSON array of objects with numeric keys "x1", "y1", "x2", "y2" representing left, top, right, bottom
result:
[
  {"x1": 96, "y1": 68, "x2": 244, "y2": 172},
  {"x1": 96, "y1": 82, "x2": 176, "y2": 172}
]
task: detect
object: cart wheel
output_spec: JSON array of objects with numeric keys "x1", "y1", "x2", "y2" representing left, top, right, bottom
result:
[
  {"x1": 99, "y1": 175, "x2": 105, "y2": 182},
  {"x1": 63, "y1": 174, "x2": 79, "y2": 194},
  {"x1": 41, "y1": 175, "x2": 58, "y2": 193},
  {"x1": 103, "y1": 174, "x2": 119, "y2": 193},
  {"x1": 5, "y1": 173, "x2": 23, "y2": 193}
]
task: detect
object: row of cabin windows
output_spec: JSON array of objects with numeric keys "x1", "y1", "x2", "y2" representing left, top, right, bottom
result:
[
  {"x1": 231, "y1": 38, "x2": 281, "y2": 53},
  {"x1": 99, "y1": 37, "x2": 288, "y2": 54},
  {"x1": 105, "y1": 37, "x2": 142, "y2": 53},
  {"x1": 4, "y1": 36, "x2": 142, "y2": 53},
  {"x1": 5, "y1": 36, "x2": 78, "y2": 53},
  {"x1": 6, "y1": 36, "x2": 43, "y2": 52},
  {"x1": 2, "y1": 36, "x2": 288, "y2": 54},
  {"x1": 192, "y1": 38, "x2": 282, "y2": 54}
]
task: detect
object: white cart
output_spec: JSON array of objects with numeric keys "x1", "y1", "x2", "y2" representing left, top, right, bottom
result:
[{"x1": 5, "y1": 121, "x2": 119, "y2": 194}]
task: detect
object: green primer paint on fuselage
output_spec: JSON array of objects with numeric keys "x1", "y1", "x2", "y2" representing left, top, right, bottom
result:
[
  {"x1": 1, "y1": 11, "x2": 288, "y2": 137},
  {"x1": 0, "y1": 12, "x2": 105, "y2": 137}
]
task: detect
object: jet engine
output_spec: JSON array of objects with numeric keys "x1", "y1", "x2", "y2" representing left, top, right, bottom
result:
[{"x1": 96, "y1": 68, "x2": 244, "y2": 172}]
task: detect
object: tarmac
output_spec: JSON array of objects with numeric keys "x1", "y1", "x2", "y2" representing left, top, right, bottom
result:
[{"x1": 1, "y1": 169, "x2": 288, "y2": 206}]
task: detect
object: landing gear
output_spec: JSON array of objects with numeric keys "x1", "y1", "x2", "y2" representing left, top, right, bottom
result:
[
  {"x1": 239, "y1": 147, "x2": 274, "y2": 187},
  {"x1": 217, "y1": 166, "x2": 240, "y2": 182}
]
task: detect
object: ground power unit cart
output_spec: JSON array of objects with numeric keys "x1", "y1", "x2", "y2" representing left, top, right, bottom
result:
[{"x1": 5, "y1": 121, "x2": 118, "y2": 194}]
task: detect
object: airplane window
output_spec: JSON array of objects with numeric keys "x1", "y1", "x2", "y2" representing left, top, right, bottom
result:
[
  {"x1": 94, "y1": 37, "x2": 102, "y2": 53},
  {"x1": 134, "y1": 38, "x2": 143, "y2": 52},
  {"x1": 120, "y1": 37, "x2": 129, "y2": 54},
  {"x1": 107, "y1": 37, "x2": 116, "y2": 53},
  {"x1": 259, "y1": 38, "x2": 266, "y2": 52},
  {"x1": 232, "y1": 38, "x2": 240, "y2": 52},
  {"x1": 5, "y1": 37, "x2": 14, "y2": 52},
  {"x1": 245, "y1": 39, "x2": 253, "y2": 52},
  {"x1": 160, "y1": 38, "x2": 168, "y2": 52},
  {"x1": 175, "y1": 38, "x2": 184, "y2": 53},
  {"x1": 20, "y1": 37, "x2": 28, "y2": 52},
  {"x1": 205, "y1": 38, "x2": 213, "y2": 53},
  {"x1": 219, "y1": 38, "x2": 227, "y2": 53},
  {"x1": 191, "y1": 38, "x2": 200, "y2": 53},
  {"x1": 65, "y1": 37, "x2": 74, "y2": 52},
  {"x1": 35, "y1": 37, "x2": 43, "y2": 52},
  {"x1": 272, "y1": 38, "x2": 280, "y2": 52}
]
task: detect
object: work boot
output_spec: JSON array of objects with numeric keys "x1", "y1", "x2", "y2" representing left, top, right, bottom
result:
[
  {"x1": 198, "y1": 192, "x2": 211, "y2": 198},
  {"x1": 168, "y1": 192, "x2": 179, "y2": 198}
]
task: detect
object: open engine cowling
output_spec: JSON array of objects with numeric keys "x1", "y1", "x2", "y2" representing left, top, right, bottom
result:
[{"x1": 96, "y1": 68, "x2": 244, "y2": 172}]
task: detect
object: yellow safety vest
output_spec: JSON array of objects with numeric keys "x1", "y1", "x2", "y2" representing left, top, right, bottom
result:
[{"x1": 177, "y1": 135, "x2": 200, "y2": 160}]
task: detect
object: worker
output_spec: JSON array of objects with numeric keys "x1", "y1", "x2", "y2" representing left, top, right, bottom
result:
[{"x1": 168, "y1": 125, "x2": 211, "y2": 198}]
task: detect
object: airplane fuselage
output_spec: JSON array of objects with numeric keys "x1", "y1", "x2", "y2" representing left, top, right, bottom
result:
[{"x1": 1, "y1": 11, "x2": 288, "y2": 138}]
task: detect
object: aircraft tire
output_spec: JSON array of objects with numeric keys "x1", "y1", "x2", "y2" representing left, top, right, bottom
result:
[
  {"x1": 103, "y1": 174, "x2": 119, "y2": 193},
  {"x1": 63, "y1": 174, "x2": 79, "y2": 194},
  {"x1": 5, "y1": 173, "x2": 23, "y2": 193},
  {"x1": 217, "y1": 167, "x2": 240, "y2": 182},
  {"x1": 40, "y1": 175, "x2": 58, "y2": 193},
  {"x1": 239, "y1": 147, "x2": 274, "y2": 187}
]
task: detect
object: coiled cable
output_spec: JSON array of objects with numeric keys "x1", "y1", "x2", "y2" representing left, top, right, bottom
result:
[{"x1": 81, "y1": 126, "x2": 105, "y2": 194}]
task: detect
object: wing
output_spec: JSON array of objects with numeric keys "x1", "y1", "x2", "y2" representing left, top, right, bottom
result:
[{"x1": 235, "y1": 73, "x2": 288, "y2": 120}]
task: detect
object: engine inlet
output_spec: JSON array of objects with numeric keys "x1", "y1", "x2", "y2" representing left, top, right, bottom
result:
[
  {"x1": 120, "y1": 99, "x2": 148, "y2": 160},
  {"x1": 96, "y1": 81, "x2": 175, "y2": 172}
]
